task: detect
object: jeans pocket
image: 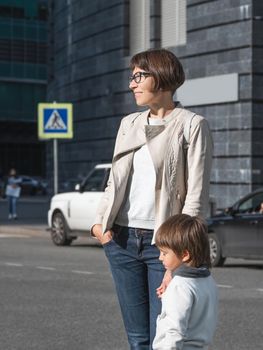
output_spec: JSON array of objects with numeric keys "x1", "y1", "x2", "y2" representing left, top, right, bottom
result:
[{"x1": 102, "y1": 238, "x2": 114, "y2": 247}]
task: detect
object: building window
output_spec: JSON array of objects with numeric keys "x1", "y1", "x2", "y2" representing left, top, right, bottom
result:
[
  {"x1": 0, "y1": 39, "x2": 47, "y2": 64},
  {"x1": 0, "y1": 6, "x2": 24, "y2": 19},
  {"x1": 161, "y1": 0, "x2": 186, "y2": 48},
  {"x1": 129, "y1": 0, "x2": 150, "y2": 55},
  {"x1": 38, "y1": 2, "x2": 48, "y2": 21}
]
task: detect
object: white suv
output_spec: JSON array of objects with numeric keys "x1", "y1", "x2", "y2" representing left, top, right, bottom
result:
[{"x1": 48, "y1": 164, "x2": 111, "y2": 246}]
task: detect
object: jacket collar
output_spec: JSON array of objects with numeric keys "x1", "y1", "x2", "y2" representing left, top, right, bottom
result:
[
  {"x1": 113, "y1": 106, "x2": 185, "y2": 160},
  {"x1": 113, "y1": 109, "x2": 149, "y2": 160}
]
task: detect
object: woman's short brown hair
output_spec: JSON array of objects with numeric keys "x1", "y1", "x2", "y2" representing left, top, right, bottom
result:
[
  {"x1": 130, "y1": 49, "x2": 185, "y2": 93},
  {"x1": 155, "y1": 214, "x2": 211, "y2": 268}
]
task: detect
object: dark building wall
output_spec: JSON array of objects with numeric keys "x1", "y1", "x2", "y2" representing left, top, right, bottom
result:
[
  {"x1": 252, "y1": 1, "x2": 263, "y2": 191},
  {"x1": 172, "y1": 0, "x2": 254, "y2": 207},
  {"x1": 47, "y1": 0, "x2": 262, "y2": 209},
  {"x1": 47, "y1": 0, "x2": 134, "y2": 182}
]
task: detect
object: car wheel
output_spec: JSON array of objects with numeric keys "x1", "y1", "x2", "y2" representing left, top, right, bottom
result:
[
  {"x1": 51, "y1": 212, "x2": 73, "y2": 246},
  {"x1": 209, "y1": 233, "x2": 226, "y2": 267}
]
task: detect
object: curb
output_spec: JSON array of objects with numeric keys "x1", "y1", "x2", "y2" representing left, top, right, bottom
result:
[{"x1": 0, "y1": 225, "x2": 48, "y2": 236}]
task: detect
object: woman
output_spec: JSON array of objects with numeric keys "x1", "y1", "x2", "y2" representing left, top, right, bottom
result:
[
  {"x1": 91, "y1": 49, "x2": 213, "y2": 350},
  {"x1": 5, "y1": 168, "x2": 21, "y2": 219}
]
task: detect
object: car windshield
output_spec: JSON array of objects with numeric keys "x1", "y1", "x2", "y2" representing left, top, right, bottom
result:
[
  {"x1": 83, "y1": 168, "x2": 110, "y2": 192},
  {"x1": 238, "y1": 192, "x2": 263, "y2": 214}
]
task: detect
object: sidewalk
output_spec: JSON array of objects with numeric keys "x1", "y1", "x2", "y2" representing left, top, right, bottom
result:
[
  {"x1": 0, "y1": 196, "x2": 49, "y2": 236},
  {"x1": 0, "y1": 196, "x2": 98, "y2": 244}
]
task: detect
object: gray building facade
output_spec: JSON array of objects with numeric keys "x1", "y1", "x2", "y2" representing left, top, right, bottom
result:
[{"x1": 47, "y1": 0, "x2": 263, "y2": 210}]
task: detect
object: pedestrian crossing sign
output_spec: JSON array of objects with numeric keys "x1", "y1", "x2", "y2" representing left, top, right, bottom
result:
[{"x1": 38, "y1": 103, "x2": 73, "y2": 139}]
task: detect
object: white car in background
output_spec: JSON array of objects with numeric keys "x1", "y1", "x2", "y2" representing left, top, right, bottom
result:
[{"x1": 48, "y1": 164, "x2": 111, "y2": 246}]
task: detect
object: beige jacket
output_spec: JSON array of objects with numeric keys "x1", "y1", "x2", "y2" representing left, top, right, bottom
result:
[{"x1": 93, "y1": 107, "x2": 213, "y2": 243}]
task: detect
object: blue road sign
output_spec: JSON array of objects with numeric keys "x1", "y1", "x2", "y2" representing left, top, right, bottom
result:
[{"x1": 38, "y1": 103, "x2": 73, "y2": 139}]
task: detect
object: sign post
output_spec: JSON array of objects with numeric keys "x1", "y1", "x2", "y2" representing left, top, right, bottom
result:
[
  {"x1": 53, "y1": 138, "x2": 58, "y2": 194},
  {"x1": 38, "y1": 102, "x2": 73, "y2": 194}
]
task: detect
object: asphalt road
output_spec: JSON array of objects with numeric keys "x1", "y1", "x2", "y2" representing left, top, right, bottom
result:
[{"x1": 0, "y1": 231, "x2": 263, "y2": 350}]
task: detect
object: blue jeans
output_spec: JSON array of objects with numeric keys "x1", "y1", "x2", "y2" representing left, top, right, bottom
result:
[
  {"x1": 8, "y1": 196, "x2": 17, "y2": 216},
  {"x1": 103, "y1": 225, "x2": 165, "y2": 350}
]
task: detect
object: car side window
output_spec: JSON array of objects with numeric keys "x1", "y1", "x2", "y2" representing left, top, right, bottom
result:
[
  {"x1": 83, "y1": 169, "x2": 108, "y2": 192},
  {"x1": 238, "y1": 192, "x2": 263, "y2": 214}
]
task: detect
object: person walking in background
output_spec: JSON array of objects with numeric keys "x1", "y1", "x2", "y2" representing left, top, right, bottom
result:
[
  {"x1": 5, "y1": 168, "x2": 21, "y2": 220},
  {"x1": 91, "y1": 49, "x2": 213, "y2": 349},
  {"x1": 153, "y1": 214, "x2": 218, "y2": 350}
]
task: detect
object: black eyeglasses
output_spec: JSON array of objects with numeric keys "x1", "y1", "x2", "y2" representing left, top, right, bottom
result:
[{"x1": 129, "y1": 72, "x2": 152, "y2": 84}]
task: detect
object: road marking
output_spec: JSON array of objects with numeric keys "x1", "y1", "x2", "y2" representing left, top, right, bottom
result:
[
  {"x1": 36, "y1": 266, "x2": 56, "y2": 271},
  {"x1": 5, "y1": 262, "x2": 23, "y2": 267},
  {"x1": 71, "y1": 270, "x2": 94, "y2": 275},
  {"x1": 0, "y1": 234, "x2": 30, "y2": 238},
  {"x1": 1, "y1": 262, "x2": 262, "y2": 293},
  {"x1": 2, "y1": 262, "x2": 94, "y2": 275},
  {"x1": 217, "y1": 284, "x2": 233, "y2": 289}
]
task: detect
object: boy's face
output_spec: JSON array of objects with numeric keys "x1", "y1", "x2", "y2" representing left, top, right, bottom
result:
[{"x1": 158, "y1": 247, "x2": 186, "y2": 272}]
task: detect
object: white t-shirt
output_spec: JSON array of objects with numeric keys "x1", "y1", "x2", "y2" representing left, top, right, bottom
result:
[{"x1": 116, "y1": 116, "x2": 166, "y2": 229}]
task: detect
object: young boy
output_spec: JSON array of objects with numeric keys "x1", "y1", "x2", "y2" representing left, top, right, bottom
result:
[{"x1": 153, "y1": 214, "x2": 218, "y2": 350}]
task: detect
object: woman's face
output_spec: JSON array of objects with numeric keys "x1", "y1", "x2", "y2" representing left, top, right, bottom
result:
[{"x1": 129, "y1": 66, "x2": 162, "y2": 107}]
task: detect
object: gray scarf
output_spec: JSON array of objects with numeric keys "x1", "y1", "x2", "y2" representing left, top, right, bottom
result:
[{"x1": 173, "y1": 264, "x2": 210, "y2": 278}]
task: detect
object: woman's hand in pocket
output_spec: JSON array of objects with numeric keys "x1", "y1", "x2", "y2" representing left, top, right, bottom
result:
[
  {"x1": 91, "y1": 224, "x2": 113, "y2": 245},
  {"x1": 100, "y1": 230, "x2": 113, "y2": 245}
]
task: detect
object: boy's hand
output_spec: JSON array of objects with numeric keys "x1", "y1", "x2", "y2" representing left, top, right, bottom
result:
[{"x1": 156, "y1": 270, "x2": 172, "y2": 298}]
